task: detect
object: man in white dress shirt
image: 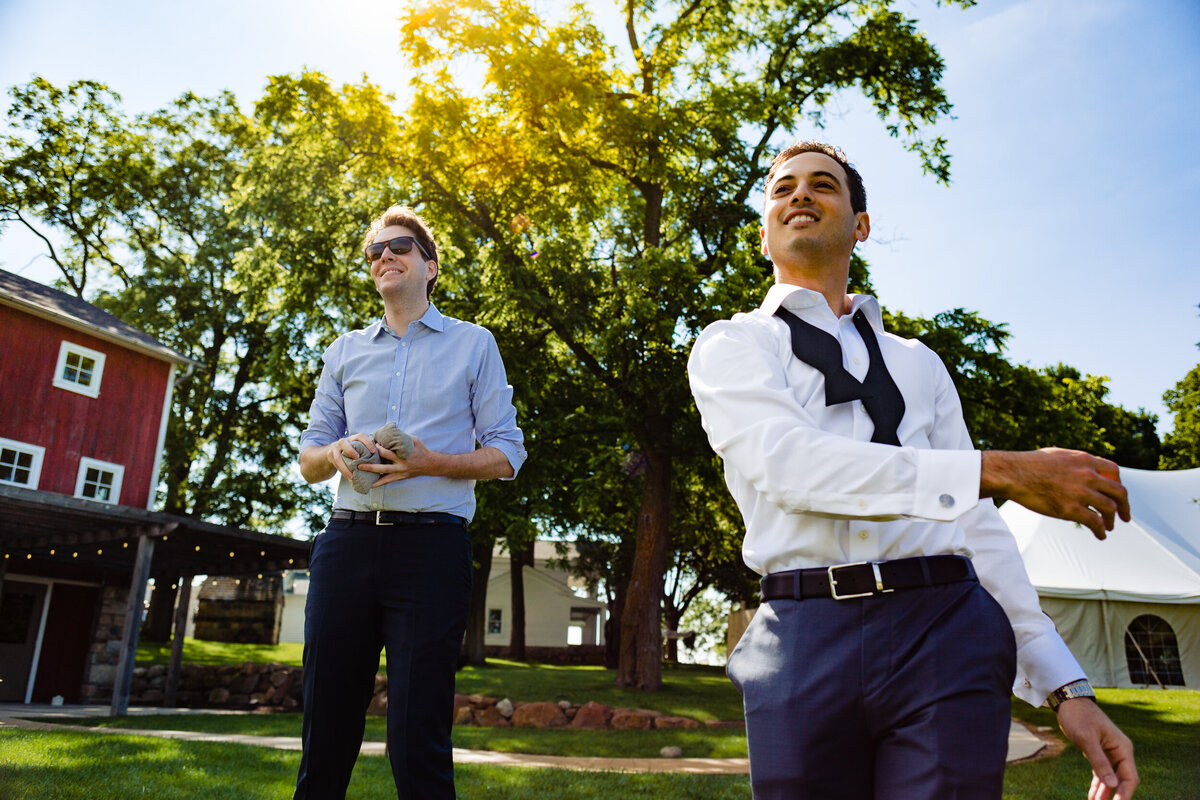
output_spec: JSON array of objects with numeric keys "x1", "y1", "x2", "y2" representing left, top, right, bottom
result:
[{"x1": 688, "y1": 142, "x2": 1138, "y2": 800}]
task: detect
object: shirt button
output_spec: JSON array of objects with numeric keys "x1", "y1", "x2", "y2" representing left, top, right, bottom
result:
[
  {"x1": 857, "y1": 500, "x2": 867, "y2": 510},
  {"x1": 857, "y1": 530, "x2": 869, "y2": 540},
  {"x1": 395, "y1": 371, "x2": 401, "y2": 376},
  {"x1": 939, "y1": 493, "x2": 955, "y2": 508},
  {"x1": 401, "y1": 342, "x2": 407, "y2": 347},
  {"x1": 852, "y1": 358, "x2": 862, "y2": 365},
  {"x1": 391, "y1": 405, "x2": 397, "y2": 410}
]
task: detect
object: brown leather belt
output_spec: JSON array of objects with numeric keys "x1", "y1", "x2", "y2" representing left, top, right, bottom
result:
[
  {"x1": 761, "y1": 555, "x2": 975, "y2": 601},
  {"x1": 330, "y1": 510, "x2": 467, "y2": 528}
]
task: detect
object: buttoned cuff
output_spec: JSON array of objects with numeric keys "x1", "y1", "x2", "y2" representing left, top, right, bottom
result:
[
  {"x1": 911, "y1": 449, "x2": 981, "y2": 521},
  {"x1": 487, "y1": 440, "x2": 527, "y2": 481},
  {"x1": 1013, "y1": 633, "x2": 1086, "y2": 707}
]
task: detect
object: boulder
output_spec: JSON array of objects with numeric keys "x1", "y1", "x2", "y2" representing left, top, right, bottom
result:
[
  {"x1": 453, "y1": 705, "x2": 475, "y2": 726},
  {"x1": 610, "y1": 709, "x2": 653, "y2": 730},
  {"x1": 570, "y1": 701, "x2": 614, "y2": 729},
  {"x1": 512, "y1": 702, "x2": 568, "y2": 728},
  {"x1": 140, "y1": 688, "x2": 164, "y2": 704},
  {"x1": 366, "y1": 693, "x2": 388, "y2": 716},
  {"x1": 495, "y1": 698, "x2": 514, "y2": 718},
  {"x1": 653, "y1": 716, "x2": 701, "y2": 730},
  {"x1": 207, "y1": 687, "x2": 230, "y2": 704},
  {"x1": 659, "y1": 746, "x2": 683, "y2": 758},
  {"x1": 475, "y1": 706, "x2": 512, "y2": 727}
]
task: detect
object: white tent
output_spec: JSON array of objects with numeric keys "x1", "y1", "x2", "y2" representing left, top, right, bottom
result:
[{"x1": 999, "y1": 467, "x2": 1200, "y2": 689}]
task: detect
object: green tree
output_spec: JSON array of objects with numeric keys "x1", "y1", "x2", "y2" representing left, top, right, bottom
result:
[
  {"x1": 395, "y1": 0, "x2": 978, "y2": 691},
  {"x1": 1161, "y1": 363, "x2": 1200, "y2": 469}
]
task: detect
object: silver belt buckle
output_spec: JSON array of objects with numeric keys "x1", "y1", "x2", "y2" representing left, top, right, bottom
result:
[
  {"x1": 375, "y1": 511, "x2": 393, "y2": 526},
  {"x1": 828, "y1": 561, "x2": 883, "y2": 600}
]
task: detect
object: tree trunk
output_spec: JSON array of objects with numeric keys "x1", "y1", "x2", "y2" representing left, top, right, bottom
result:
[
  {"x1": 508, "y1": 538, "x2": 534, "y2": 661},
  {"x1": 142, "y1": 576, "x2": 179, "y2": 642},
  {"x1": 604, "y1": 583, "x2": 624, "y2": 669},
  {"x1": 616, "y1": 447, "x2": 672, "y2": 690},
  {"x1": 461, "y1": 534, "x2": 495, "y2": 667},
  {"x1": 663, "y1": 604, "x2": 682, "y2": 664}
]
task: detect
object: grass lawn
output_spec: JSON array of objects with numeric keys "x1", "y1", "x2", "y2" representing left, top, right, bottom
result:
[
  {"x1": 1004, "y1": 688, "x2": 1200, "y2": 800},
  {"x1": 6, "y1": 689, "x2": 1197, "y2": 798},
  {"x1": 0, "y1": 729, "x2": 752, "y2": 800},
  {"x1": 58, "y1": 713, "x2": 750, "y2": 759},
  {"x1": 137, "y1": 638, "x2": 304, "y2": 667}
]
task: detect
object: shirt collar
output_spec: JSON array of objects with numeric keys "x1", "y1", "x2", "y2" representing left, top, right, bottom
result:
[
  {"x1": 369, "y1": 303, "x2": 447, "y2": 339},
  {"x1": 760, "y1": 284, "x2": 884, "y2": 332}
]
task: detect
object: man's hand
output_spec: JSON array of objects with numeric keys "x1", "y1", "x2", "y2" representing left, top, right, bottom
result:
[
  {"x1": 359, "y1": 435, "x2": 440, "y2": 487},
  {"x1": 980, "y1": 448, "x2": 1130, "y2": 539},
  {"x1": 327, "y1": 434, "x2": 378, "y2": 482},
  {"x1": 1055, "y1": 698, "x2": 1138, "y2": 800}
]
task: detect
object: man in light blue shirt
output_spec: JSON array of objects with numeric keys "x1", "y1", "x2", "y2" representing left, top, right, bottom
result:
[{"x1": 294, "y1": 205, "x2": 526, "y2": 800}]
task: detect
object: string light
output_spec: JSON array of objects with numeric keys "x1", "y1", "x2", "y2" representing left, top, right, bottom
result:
[
  {"x1": 26, "y1": 553, "x2": 32, "y2": 559},
  {"x1": 228, "y1": 551, "x2": 235, "y2": 557},
  {"x1": 72, "y1": 552, "x2": 78, "y2": 558},
  {"x1": 122, "y1": 542, "x2": 128, "y2": 548},
  {"x1": 97, "y1": 548, "x2": 102, "y2": 555},
  {"x1": 49, "y1": 549, "x2": 55, "y2": 555},
  {"x1": 194, "y1": 546, "x2": 200, "y2": 552}
]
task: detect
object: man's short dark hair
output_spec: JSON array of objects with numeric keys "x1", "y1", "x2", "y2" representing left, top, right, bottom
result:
[
  {"x1": 363, "y1": 205, "x2": 440, "y2": 298},
  {"x1": 766, "y1": 142, "x2": 867, "y2": 215}
]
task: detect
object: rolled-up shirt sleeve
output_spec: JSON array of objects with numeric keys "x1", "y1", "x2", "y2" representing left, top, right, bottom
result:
[
  {"x1": 299, "y1": 340, "x2": 348, "y2": 451},
  {"x1": 688, "y1": 319, "x2": 979, "y2": 522},
  {"x1": 471, "y1": 331, "x2": 527, "y2": 479}
]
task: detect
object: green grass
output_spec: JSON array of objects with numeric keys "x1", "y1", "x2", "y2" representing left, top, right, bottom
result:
[
  {"x1": 1004, "y1": 688, "x2": 1200, "y2": 800},
  {"x1": 0, "y1": 730, "x2": 752, "y2": 800},
  {"x1": 136, "y1": 638, "x2": 305, "y2": 667},
  {"x1": 56, "y1": 713, "x2": 749, "y2": 759}
]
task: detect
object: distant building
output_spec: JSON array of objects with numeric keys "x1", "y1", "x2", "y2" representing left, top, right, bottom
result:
[{"x1": 276, "y1": 540, "x2": 607, "y2": 653}]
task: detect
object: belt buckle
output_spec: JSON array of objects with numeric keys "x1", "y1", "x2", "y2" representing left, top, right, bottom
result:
[
  {"x1": 375, "y1": 511, "x2": 393, "y2": 526},
  {"x1": 827, "y1": 561, "x2": 879, "y2": 600}
]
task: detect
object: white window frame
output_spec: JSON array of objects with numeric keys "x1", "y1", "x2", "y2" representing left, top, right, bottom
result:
[
  {"x1": 0, "y1": 438, "x2": 45, "y2": 489},
  {"x1": 75, "y1": 457, "x2": 125, "y2": 505},
  {"x1": 52, "y1": 340, "x2": 106, "y2": 398}
]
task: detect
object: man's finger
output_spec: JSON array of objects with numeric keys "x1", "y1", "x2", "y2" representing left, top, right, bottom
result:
[{"x1": 1077, "y1": 737, "x2": 1120, "y2": 796}]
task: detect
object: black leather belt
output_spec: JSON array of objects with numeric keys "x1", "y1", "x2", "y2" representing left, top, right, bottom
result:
[
  {"x1": 762, "y1": 555, "x2": 975, "y2": 601},
  {"x1": 330, "y1": 509, "x2": 468, "y2": 528}
]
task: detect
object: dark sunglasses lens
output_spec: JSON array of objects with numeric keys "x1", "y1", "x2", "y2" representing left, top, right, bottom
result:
[{"x1": 365, "y1": 237, "x2": 416, "y2": 262}]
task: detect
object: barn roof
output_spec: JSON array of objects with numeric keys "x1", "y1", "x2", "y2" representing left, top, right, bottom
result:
[{"x1": 0, "y1": 269, "x2": 192, "y2": 366}]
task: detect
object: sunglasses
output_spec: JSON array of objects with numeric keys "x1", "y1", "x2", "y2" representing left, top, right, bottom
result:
[{"x1": 364, "y1": 236, "x2": 432, "y2": 264}]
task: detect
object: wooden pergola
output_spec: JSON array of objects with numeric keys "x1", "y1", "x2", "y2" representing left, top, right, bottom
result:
[{"x1": 0, "y1": 484, "x2": 310, "y2": 715}]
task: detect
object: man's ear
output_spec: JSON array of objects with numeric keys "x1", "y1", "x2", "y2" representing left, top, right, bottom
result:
[
  {"x1": 760, "y1": 226, "x2": 769, "y2": 257},
  {"x1": 854, "y1": 212, "x2": 870, "y2": 243}
]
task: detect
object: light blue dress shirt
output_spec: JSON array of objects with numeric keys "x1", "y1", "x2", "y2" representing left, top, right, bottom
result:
[{"x1": 299, "y1": 304, "x2": 526, "y2": 521}]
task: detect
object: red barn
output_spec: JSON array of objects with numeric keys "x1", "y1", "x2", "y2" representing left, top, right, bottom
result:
[
  {"x1": 0, "y1": 269, "x2": 187, "y2": 508},
  {"x1": 0, "y1": 269, "x2": 309, "y2": 712}
]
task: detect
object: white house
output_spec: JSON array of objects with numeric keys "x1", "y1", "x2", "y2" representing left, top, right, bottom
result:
[{"x1": 276, "y1": 540, "x2": 606, "y2": 648}]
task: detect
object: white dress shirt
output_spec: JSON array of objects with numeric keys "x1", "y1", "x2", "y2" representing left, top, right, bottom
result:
[{"x1": 688, "y1": 284, "x2": 1083, "y2": 705}]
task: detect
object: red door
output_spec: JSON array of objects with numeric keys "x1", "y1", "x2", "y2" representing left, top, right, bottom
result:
[{"x1": 31, "y1": 583, "x2": 100, "y2": 704}]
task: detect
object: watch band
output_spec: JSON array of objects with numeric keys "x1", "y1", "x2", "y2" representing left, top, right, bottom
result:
[{"x1": 1046, "y1": 679, "x2": 1096, "y2": 710}]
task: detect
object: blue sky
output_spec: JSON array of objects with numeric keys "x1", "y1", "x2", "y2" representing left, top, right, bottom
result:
[{"x1": 2, "y1": 0, "x2": 1198, "y2": 439}]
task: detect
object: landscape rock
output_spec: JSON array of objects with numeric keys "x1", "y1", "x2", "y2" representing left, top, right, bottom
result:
[
  {"x1": 512, "y1": 702, "x2": 568, "y2": 728},
  {"x1": 475, "y1": 706, "x2": 512, "y2": 727},
  {"x1": 653, "y1": 716, "x2": 701, "y2": 730},
  {"x1": 207, "y1": 687, "x2": 230, "y2": 704},
  {"x1": 570, "y1": 701, "x2": 614, "y2": 730},
  {"x1": 454, "y1": 705, "x2": 474, "y2": 726},
  {"x1": 366, "y1": 693, "x2": 387, "y2": 717},
  {"x1": 610, "y1": 709, "x2": 653, "y2": 730},
  {"x1": 659, "y1": 746, "x2": 683, "y2": 758},
  {"x1": 496, "y1": 698, "x2": 514, "y2": 718}
]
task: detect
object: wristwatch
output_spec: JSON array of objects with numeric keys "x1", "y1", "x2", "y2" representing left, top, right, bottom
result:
[{"x1": 1046, "y1": 679, "x2": 1096, "y2": 710}]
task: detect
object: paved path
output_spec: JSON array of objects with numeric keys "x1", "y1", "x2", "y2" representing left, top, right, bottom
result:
[{"x1": 0, "y1": 704, "x2": 1047, "y2": 774}]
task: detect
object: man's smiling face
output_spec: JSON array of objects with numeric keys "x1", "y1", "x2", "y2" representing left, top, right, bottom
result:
[
  {"x1": 369, "y1": 224, "x2": 437, "y2": 301},
  {"x1": 761, "y1": 151, "x2": 868, "y2": 269}
]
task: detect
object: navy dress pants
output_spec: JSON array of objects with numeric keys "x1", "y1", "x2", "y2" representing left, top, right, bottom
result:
[
  {"x1": 728, "y1": 579, "x2": 1017, "y2": 800},
  {"x1": 294, "y1": 518, "x2": 472, "y2": 800}
]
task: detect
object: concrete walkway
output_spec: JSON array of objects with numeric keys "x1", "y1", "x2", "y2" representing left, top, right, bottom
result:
[{"x1": 0, "y1": 704, "x2": 1047, "y2": 773}]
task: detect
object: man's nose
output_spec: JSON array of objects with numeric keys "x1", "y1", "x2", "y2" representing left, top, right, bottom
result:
[{"x1": 790, "y1": 184, "x2": 813, "y2": 203}]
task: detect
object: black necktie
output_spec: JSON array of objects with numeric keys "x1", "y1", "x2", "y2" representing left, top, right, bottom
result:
[{"x1": 774, "y1": 306, "x2": 906, "y2": 445}]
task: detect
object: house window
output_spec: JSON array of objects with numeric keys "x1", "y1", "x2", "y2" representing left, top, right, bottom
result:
[
  {"x1": 52, "y1": 341, "x2": 106, "y2": 398},
  {"x1": 487, "y1": 609, "x2": 503, "y2": 635},
  {"x1": 1124, "y1": 614, "x2": 1185, "y2": 687},
  {"x1": 75, "y1": 457, "x2": 125, "y2": 504},
  {"x1": 0, "y1": 438, "x2": 45, "y2": 488}
]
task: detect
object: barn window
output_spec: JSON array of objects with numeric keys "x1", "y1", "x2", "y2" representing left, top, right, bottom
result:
[
  {"x1": 74, "y1": 457, "x2": 124, "y2": 505},
  {"x1": 487, "y1": 609, "x2": 502, "y2": 635},
  {"x1": 52, "y1": 340, "x2": 106, "y2": 398},
  {"x1": 0, "y1": 438, "x2": 44, "y2": 488},
  {"x1": 1124, "y1": 615, "x2": 1185, "y2": 687}
]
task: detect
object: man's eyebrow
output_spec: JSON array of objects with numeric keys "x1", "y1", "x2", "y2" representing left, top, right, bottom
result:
[{"x1": 769, "y1": 168, "x2": 843, "y2": 189}]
